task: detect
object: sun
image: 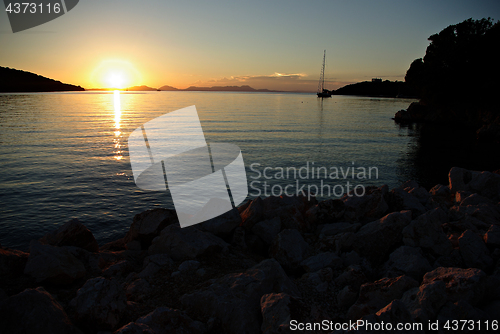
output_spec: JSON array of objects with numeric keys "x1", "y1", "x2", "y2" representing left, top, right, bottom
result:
[
  {"x1": 90, "y1": 59, "x2": 142, "y2": 89},
  {"x1": 106, "y1": 71, "x2": 127, "y2": 89}
]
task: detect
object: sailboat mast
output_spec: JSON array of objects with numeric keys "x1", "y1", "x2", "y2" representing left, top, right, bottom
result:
[{"x1": 318, "y1": 50, "x2": 326, "y2": 93}]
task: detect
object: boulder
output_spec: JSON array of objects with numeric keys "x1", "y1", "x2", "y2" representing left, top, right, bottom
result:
[
  {"x1": 337, "y1": 285, "x2": 358, "y2": 309},
  {"x1": 347, "y1": 275, "x2": 418, "y2": 320},
  {"x1": 135, "y1": 307, "x2": 206, "y2": 334},
  {"x1": 341, "y1": 185, "x2": 389, "y2": 222},
  {"x1": 102, "y1": 260, "x2": 134, "y2": 278},
  {"x1": 351, "y1": 210, "x2": 412, "y2": 264},
  {"x1": 198, "y1": 207, "x2": 241, "y2": 236},
  {"x1": 178, "y1": 260, "x2": 200, "y2": 272},
  {"x1": 305, "y1": 199, "x2": 345, "y2": 225},
  {"x1": 429, "y1": 184, "x2": 450, "y2": 197},
  {"x1": 436, "y1": 300, "x2": 488, "y2": 325},
  {"x1": 114, "y1": 322, "x2": 155, "y2": 334},
  {"x1": 448, "y1": 167, "x2": 500, "y2": 201},
  {"x1": 251, "y1": 217, "x2": 281, "y2": 245},
  {"x1": 260, "y1": 293, "x2": 293, "y2": 334},
  {"x1": 24, "y1": 240, "x2": 86, "y2": 284},
  {"x1": 484, "y1": 224, "x2": 500, "y2": 247},
  {"x1": 0, "y1": 287, "x2": 82, "y2": 334},
  {"x1": 401, "y1": 281, "x2": 447, "y2": 323},
  {"x1": 386, "y1": 188, "x2": 426, "y2": 218},
  {"x1": 124, "y1": 208, "x2": 178, "y2": 248},
  {"x1": 0, "y1": 247, "x2": 28, "y2": 281},
  {"x1": 375, "y1": 300, "x2": 421, "y2": 333},
  {"x1": 40, "y1": 218, "x2": 99, "y2": 252},
  {"x1": 300, "y1": 252, "x2": 342, "y2": 272},
  {"x1": 126, "y1": 278, "x2": 151, "y2": 302},
  {"x1": 148, "y1": 224, "x2": 228, "y2": 261},
  {"x1": 180, "y1": 259, "x2": 300, "y2": 334},
  {"x1": 402, "y1": 208, "x2": 453, "y2": 257},
  {"x1": 334, "y1": 265, "x2": 368, "y2": 290},
  {"x1": 319, "y1": 222, "x2": 361, "y2": 237},
  {"x1": 422, "y1": 267, "x2": 487, "y2": 305},
  {"x1": 458, "y1": 230, "x2": 494, "y2": 270},
  {"x1": 269, "y1": 229, "x2": 310, "y2": 270},
  {"x1": 383, "y1": 246, "x2": 432, "y2": 281},
  {"x1": 70, "y1": 277, "x2": 128, "y2": 331}
]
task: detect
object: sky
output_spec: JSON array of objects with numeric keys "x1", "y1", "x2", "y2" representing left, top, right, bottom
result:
[{"x1": 1, "y1": 0, "x2": 499, "y2": 92}]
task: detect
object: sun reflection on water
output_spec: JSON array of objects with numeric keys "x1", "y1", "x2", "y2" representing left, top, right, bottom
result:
[{"x1": 113, "y1": 90, "x2": 123, "y2": 160}]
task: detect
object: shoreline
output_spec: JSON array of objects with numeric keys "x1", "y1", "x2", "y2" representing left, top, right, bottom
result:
[{"x1": 1, "y1": 166, "x2": 499, "y2": 333}]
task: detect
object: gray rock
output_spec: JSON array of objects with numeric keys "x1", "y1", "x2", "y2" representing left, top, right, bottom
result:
[
  {"x1": 436, "y1": 300, "x2": 488, "y2": 325},
  {"x1": 305, "y1": 199, "x2": 345, "y2": 225},
  {"x1": 143, "y1": 254, "x2": 173, "y2": 268},
  {"x1": 422, "y1": 267, "x2": 487, "y2": 305},
  {"x1": 270, "y1": 229, "x2": 309, "y2": 270},
  {"x1": 401, "y1": 281, "x2": 447, "y2": 323},
  {"x1": 260, "y1": 293, "x2": 292, "y2": 334},
  {"x1": 429, "y1": 184, "x2": 450, "y2": 197},
  {"x1": 24, "y1": 240, "x2": 86, "y2": 284},
  {"x1": 114, "y1": 322, "x2": 155, "y2": 334},
  {"x1": 484, "y1": 225, "x2": 500, "y2": 247},
  {"x1": 337, "y1": 285, "x2": 358, "y2": 309},
  {"x1": 402, "y1": 208, "x2": 452, "y2": 256},
  {"x1": 334, "y1": 265, "x2": 368, "y2": 290},
  {"x1": 251, "y1": 217, "x2": 281, "y2": 245},
  {"x1": 126, "y1": 279, "x2": 151, "y2": 302},
  {"x1": 458, "y1": 230, "x2": 493, "y2": 270},
  {"x1": 449, "y1": 167, "x2": 500, "y2": 201},
  {"x1": 387, "y1": 188, "x2": 426, "y2": 217},
  {"x1": 0, "y1": 246, "x2": 29, "y2": 281},
  {"x1": 198, "y1": 207, "x2": 242, "y2": 236},
  {"x1": 40, "y1": 218, "x2": 99, "y2": 252},
  {"x1": 384, "y1": 246, "x2": 432, "y2": 281},
  {"x1": 70, "y1": 277, "x2": 127, "y2": 331},
  {"x1": 375, "y1": 300, "x2": 422, "y2": 333},
  {"x1": 347, "y1": 275, "x2": 418, "y2": 320},
  {"x1": 341, "y1": 185, "x2": 389, "y2": 222},
  {"x1": 124, "y1": 208, "x2": 178, "y2": 248},
  {"x1": 180, "y1": 259, "x2": 300, "y2": 334},
  {"x1": 102, "y1": 260, "x2": 133, "y2": 278},
  {"x1": 135, "y1": 307, "x2": 206, "y2": 334},
  {"x1": 352, "y1": 210, "x2": 412, "y2": 264},
  {"x1": 319, "y1": 222, "x2": 361, "y2": 237},
  {"x1": 148, "y1": 224, "x2": 228, "y2": 261},
  {"x1": 178, "y1": 260, "x2": 200, "y2": 272},
  {"x1": 300, "y1": 252, "x2": 342, "y2": 272},
  {"x1": 0, "y1": 287, "x2": 82, "y2": 334},
  {"x1": 138, "y1": 263, "x2": 160, "y2": 279}
]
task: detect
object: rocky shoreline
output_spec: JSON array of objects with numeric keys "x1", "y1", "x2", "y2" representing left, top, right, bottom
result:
[{"x1": 1, "y1": 167, "x2": 499, "y2": 333}]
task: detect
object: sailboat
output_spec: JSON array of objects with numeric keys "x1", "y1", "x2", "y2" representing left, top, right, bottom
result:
[{"x1": 317, "y1": 50, "x2": 332, "y2": 98}]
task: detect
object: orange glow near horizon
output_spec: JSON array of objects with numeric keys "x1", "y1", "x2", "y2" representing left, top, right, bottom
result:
[{"x1": 90, "y1": 59, "x2": 142, "y2": 89}]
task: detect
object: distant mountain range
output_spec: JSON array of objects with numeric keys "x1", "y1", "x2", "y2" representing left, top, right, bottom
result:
[
  {"x1": 125, "y1": 84, "x2": 278, "y2": 92},
  {"x1": 0, "y1": 66, "x2": 84, "y2": 92}
]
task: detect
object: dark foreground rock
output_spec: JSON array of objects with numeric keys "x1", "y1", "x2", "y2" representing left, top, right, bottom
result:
[{"x1": 1, "y1": 166, "x2": 499, "y2": 333}]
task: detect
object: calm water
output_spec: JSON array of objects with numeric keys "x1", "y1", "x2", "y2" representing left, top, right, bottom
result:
[{"x1": 0, "y1": 91, "x2": 419, "y2": 250}]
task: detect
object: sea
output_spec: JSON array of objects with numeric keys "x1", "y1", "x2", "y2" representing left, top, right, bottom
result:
[{"x1": 0, "y1": 91, "x2": 443, "y2": 250}]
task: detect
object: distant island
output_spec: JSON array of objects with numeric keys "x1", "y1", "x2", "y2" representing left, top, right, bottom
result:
[
  {"x1": 0, "y1": 66, "x2": 84, "y2": 92},
  {"x1": 154, "y1": 84, "x2": 277, "y2": 92},
  {"x1": 331, "y1": 79, "x2": 418, "y2": 98}
]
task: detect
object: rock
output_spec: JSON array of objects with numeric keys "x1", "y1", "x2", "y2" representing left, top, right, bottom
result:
[
  {"x1": 126, "y1": 279, "x2": 151, "y2": 302},
  {"x1": 482, "y1": 300, "x2": 500, "y2": 320},
  {"x1": 402, "y1": 208, "x2": 453, "y2": 257},
  {"x1": 302, "y1": 267, "x2": 333, "y2": 292},
  {"x1": 24, "y1": 240, "x2": 86, "y2": 284},
  {"x1": 386, "y1": 188, "x2": 426, "y2": 218},
  {"x1": 436, "y1": 300, "x2": 488, "y2": 326},
  {"x1": 319, "y1": 222, "x2": 361, "y2": 237},
  {"x1": 484, "y1": 225, "x2": 500, "y2": 247},
  {"x1": 198, "y1": 207, "x2": 242, "y2": 236},
  {"x1": 401, "y1": 281, "x2": 447, "y2": 323},
  {"x1": 305, "y1": 199, "x2": 345, "y2": 225},
  {"x1": 124, "y1": 208, "x2": 178, "y2": 249},
  {"x1": 422, "y1": 267, "x2": 487, "y2": 305},
  {"x1": 351, "y1": 210, "x2": 412, "y2": 264},
  {"x1": 300, "y1": 252, "x2": 342, "y2": 272},
  {"x1": 0, "y1": 247, "x2": 28, "y2": 281},
  {"x1": 178, "y1": 260, "x2": 200, "y2": 272},
  {"x1": 408, "y1": 186, "x2": 431, "y2": 206},
  {"x1": 337, "y1": 285, "x2": 358, "y2": 309},
  {"x1": 135, "y1": 307, "x2": 206, "y2": 334},
  {"x1": 240, "y1": 196, "x2": 265, "y2": 230},
  {"x1": 269, "y1": 229, "x2": 310, "y2": 270},
  {"x1": 341, "y1": 185, "x2": 389, "y2": 222},
  {"x1": 449, "y1": 202, "x2": 500, "y2": 226},
  {"x1": 0, "y1": 287, "x2": 82, "y2": 334},
  {"x1": 70, "y1": 277, "x2": 128, "y2": 331},
  {"x1": 375, "y1": 300, "x2": 421, "y2": 333},
  {"x1": 429, "y1": 184, "x2": 451, "y2": 198},
  {"x1": 460, "y1": 193, "x2": 494, "y2": 206},
  {"x1": 334, "y1": 265, "x2": 368, "y2": 290},
  {"x1": 347, "y1": 275, "x2": 418, "y2": 320},
  {"x1": 458, "y1": 230, "x2": 494, "y2": 270},
  {"x1": 251, "y1": 217, "x2": 281, "y2": 245},
  {"x1": 260, "y1": 293, "x2": 293, "y2": 334},
  {"x1": 138, "y1": 263, "x2": 160, "y2": 279},
  {"x1": 148, "y1": 224, "x2": 228, "y2": 261},
  {"x1": 180, "y1": 259, "x2": 300, "y2": 334},
  {"x1": 383, "y1": 246, "x2": 432, "y2": 281},
  {"x1": 114, "y1": 322, "x2": 155, "y2": 334},
  {"x1": 448, "y1": 167, "x2": 500, "y2": 201},
  {"x1": 143, "y1": 254, "x2": 174, "y2": 268},
  {"x1": 40, "y1": 218, "x2": 99, "y2": 252},
  {"x1": 103, "y1": 260, "x2": 133, "y2": 278}
]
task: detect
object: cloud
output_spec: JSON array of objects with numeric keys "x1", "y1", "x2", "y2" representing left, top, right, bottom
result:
[{"x1": 188, "y1": 72, "x2": 351, "y2": 92}]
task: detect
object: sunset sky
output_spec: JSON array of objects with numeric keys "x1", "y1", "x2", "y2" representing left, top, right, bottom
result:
[{"x1": 1, "y1": 0, "x2": 499, "y2": 91}]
